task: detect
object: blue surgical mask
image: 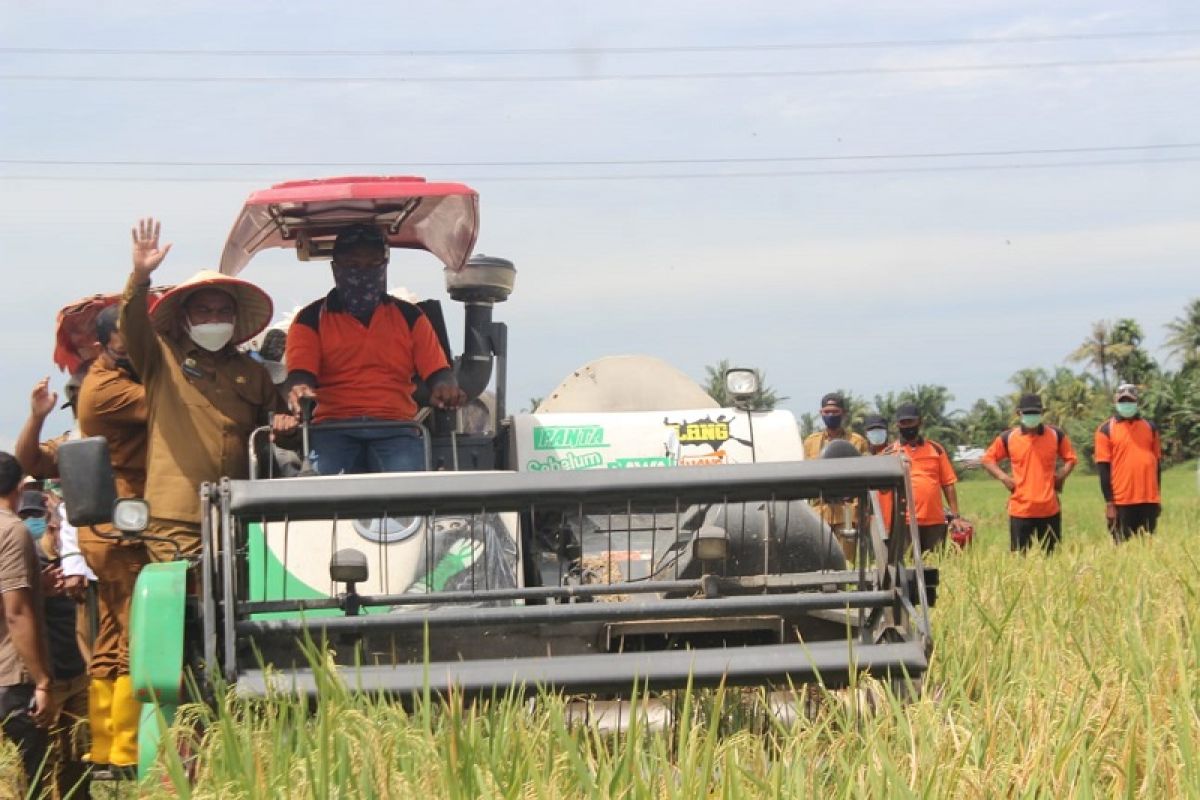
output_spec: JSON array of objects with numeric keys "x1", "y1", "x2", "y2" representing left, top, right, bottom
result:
[
  {"x1": 24, "y1": 517, "x2": 47, "y2": 539},
  {"x1": 866, "y1": 429, "x2": 888, "y2": 447},
  {"x1": 1020, "y1": 413, "x2": 1043, "y2": 429},
  {"x1": 821, "y1": 413, "x2": 843, "y2": 431},
  {"x1": 1116, "y1": 402, "x2": 1138, "y2": 419}
]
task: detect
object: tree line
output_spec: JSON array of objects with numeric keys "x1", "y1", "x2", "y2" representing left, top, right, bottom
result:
[{"x1": 708, "y1": 298, "x2": 1200, "y2": 469}]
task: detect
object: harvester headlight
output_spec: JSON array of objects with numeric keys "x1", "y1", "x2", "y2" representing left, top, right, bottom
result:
[
  {"x1": 112, "y1": 498, "x2": 150, "y2": 535},
  {"x1": 724, "y1": 368, "x2": 758, "y2": 400},
  {"x1": 330, "y1": 548, "x2": 369, "y2": 585},
  {"x1": 693, "y1": 525, "x2": 729, "y2": 562}
]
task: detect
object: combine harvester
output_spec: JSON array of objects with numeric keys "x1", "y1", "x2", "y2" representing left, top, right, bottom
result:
[{"x1": 60, "y1": 176, "x2": 937, "y2": 778}]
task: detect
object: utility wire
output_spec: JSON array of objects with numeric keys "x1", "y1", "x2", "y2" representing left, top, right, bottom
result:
[
  {"x1": 1, "y1": 55, "x2": 1198, "y2": 84},
  {"x1": 2, "y1": 155, "x2": 1196, "y2": 183},
  {"x1": 3, "y1": 143, "x2": 1197, "y2": 169},
  {"x1": 3, "y1": 29, "x2": 1199, "y2": 57}
]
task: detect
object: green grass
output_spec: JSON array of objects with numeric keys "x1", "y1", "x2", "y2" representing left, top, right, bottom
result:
[{"x1": 7, "y1": 463, "x2": 1198, "y2": 798}]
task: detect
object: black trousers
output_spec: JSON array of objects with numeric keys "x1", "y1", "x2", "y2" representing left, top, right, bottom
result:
[
  {"x1": 0, "y1": 682, "x2": 48, "y2": 792},
  {"x1": 1112, "y1": 503, "x2": 1161, "y2": 542},
  {"x1": 1009, "y1": 514, "x2": 1062, "y2": 553},
  {"x1": 916, "y1": 524, "x2": 948, "y2": 554}
]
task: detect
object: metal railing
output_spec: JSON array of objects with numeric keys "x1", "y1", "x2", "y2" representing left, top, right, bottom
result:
[
  {"x1": 248, "y1": 419, "x2": 433, "y2": 479},
  {"x1": 198, "y1": 456, "x2": 932, "y2": 690}
]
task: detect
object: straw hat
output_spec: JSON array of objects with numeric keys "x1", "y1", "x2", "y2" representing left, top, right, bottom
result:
[{"x1": 151, "y1": 270, "x2": 273, "y2": 346}]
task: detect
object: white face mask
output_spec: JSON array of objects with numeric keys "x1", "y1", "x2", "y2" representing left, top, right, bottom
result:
[
  {"x1": 866, "y1": 428, "x2": 888, "y2": 447},
  {"x1": 187, "y1": 321, "x2": 235, "y2": 352}
]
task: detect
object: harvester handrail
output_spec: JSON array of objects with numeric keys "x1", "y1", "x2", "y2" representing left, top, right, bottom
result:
[
  {"x1": 219, "y1": 456, "x2": 910, "y2": 521},
  {"x1": 239, "y1": 568, "x2": 923, "y2": 615},
  {"x1": 248, "y1": 419, "x2": 432, "y2": 480},
  {"x1": 236, "y1": 588, "x2": 898, "y2": 639}
]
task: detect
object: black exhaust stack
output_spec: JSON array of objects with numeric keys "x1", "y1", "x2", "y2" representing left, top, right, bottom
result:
[{"x1": 445, "y1": 254, "x2": 515, "y2": 421}]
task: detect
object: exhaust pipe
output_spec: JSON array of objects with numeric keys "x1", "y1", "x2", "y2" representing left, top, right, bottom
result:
[
  {"x1": 445, "y1": 255, "x2": 515, "y2": 402},
  {"x1": 456, "y1": 302, "x2": 496, "y2": 399}
]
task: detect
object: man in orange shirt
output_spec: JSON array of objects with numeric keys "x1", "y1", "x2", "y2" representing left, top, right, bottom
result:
[
  {"x1": 980, "y1": 393, "x2": 1078, "y2": 552},
  {"x1": 890, "y1": 403, "x2": 964, "y2": 553},
  {"x1": 286, "y1": 224, "x2": 466, "y2": 475},
  {"x1": 1094, "y1": 384, "x2": 1162, "y2": 542}
]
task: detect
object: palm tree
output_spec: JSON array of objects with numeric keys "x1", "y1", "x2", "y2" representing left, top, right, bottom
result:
[
  {"x1": 898, "y1": 384, "x2": 960, "y2": 445},
  {"x1": 1068, "y1": 320, "x2": 1134, "y2": 391},
  {"x1": 1109, "y1": 318, "x2": 1158, "y2": 385},
  {"x1": 1165, "y1": 298, "x2": 1200, "y2": 368},
  {"x1": 1043, "y1": 367, "x2": 1097, "y2": 426},
  {"x1": 1009, "y1": 367, "x2": 1050, "y2": 398}
]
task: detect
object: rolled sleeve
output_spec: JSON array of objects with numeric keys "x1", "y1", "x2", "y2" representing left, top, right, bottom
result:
[
  {"x1": 0, "y1": 522, "x2": 34, "y2": 592},
  {"x1": 120, "y1": 274, "x2": 161, "y2": 383},
  {"x1": 56, "y1": 516, "x2": 96, "y2": 581}
]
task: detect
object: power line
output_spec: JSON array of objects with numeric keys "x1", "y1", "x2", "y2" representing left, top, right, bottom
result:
[
  {"x1": 2, "y1": 143, "x2": 1197, "y2": 169},
  {"x1": 3, "y1": 29, "x2": 1199, "y2": 57},
  {"x1": 1, "y1": 55, "x2": 1198, "y2": 84},
  {"x1": 2, "y1": 155, "x2": 1196, "y2": 183}
]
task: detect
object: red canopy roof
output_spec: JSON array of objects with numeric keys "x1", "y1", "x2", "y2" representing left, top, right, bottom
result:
[{"x1": 218, "y1": 176, "x2": 479, "y2": 275}]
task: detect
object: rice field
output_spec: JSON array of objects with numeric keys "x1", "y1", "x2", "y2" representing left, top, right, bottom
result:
[{"x1": 4, "y1": 463, "x2": 1198, "y2": 798}]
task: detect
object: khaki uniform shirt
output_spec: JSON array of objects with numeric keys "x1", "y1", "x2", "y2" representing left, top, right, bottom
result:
[
  {"x1": 25, "y1": 431, "x2": 69, "y2": 480},
  {"x1": 78, "y1": 360, "x2": 148, "y2": 498},
  {"x1": 0, "y1": 510, "x2": 47, "y2": 686},
  {"x1": 121, "y1": 275, "x2": 280, "y2": 524},
  {"x1": 804, "y1": 430, "x2": 870, "y2": 532},
  {"x1": 803, "y1": 430, "x2": 869, "y2": 460}
]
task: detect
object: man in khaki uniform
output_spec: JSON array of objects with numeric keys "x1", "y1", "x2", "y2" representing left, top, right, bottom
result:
[
  {"x1": 0, "y1": 453, "x2": 58, "y2": 795},
  {"x1": 75, "y1": 304, "x2": 151, "y2": 769},
  {"x1": 20, "y1": 487, "x2": 92, "y2": 796},
  {"x1": 120, "y1": 218, "x2": 295, "y2": 561},
  {"x1": 802, "y1": 393, "x2": 869, "y2": 459},
  {"x1": 803, "y1": 393, "x2": 869, "y2": 561}
]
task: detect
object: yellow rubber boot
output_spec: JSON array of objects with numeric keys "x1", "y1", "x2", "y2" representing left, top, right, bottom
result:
[
  {"x1": 86, "y1": 677, "x2": 115, "y2": 765},
  {"x1": 109, "y1": 674, "x2": 141, "y2": 768}
]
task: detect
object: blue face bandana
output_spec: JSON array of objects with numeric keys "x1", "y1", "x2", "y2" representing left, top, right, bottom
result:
[
  {"x1": 23, "y1": 517, "x2": 47, "y2": 539},
  {"x1": 331, "y1": 262, "x2": 387, "y2": 323}
]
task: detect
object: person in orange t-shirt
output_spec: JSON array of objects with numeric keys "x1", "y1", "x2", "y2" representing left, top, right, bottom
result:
[
  {"x1": 980, "y1": 393, "x2": 1078, "y2": 552},
  {"x1": 889, "y1": 403, "x2": 964, "y2": 554},
  {"x1": 1094, "y1": 383, "x2": 1162, "y2": 542},
  {"x1": 286, "y1": 225, "x2": 466, "y2": 475}
]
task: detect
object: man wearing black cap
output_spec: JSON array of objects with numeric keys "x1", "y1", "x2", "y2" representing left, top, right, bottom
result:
[
  {"x1": 285, "y1": 224, "x2": 466, "y2": 475},
  {"x1": 890, "y1": 402, "x2": 964, "y2": 553},
  {"x1": 864, "y1": 414, "x2": 896, "y2": 533},
  {"x1": 1095, "y1": 383, "x2": 1162, "y2": 541},
  {"x1": 981, "y1": 394, "x2": 1078, "y2": 552},
  {"x1": 863, "y1": 414, "x2": 890, "y2": 455},
  {"x1": 802, "y1": 393, "x2": 869, "y2": 559},
  {"x1": 803, "y1": 393, "x2": 868, "y2": 460}
]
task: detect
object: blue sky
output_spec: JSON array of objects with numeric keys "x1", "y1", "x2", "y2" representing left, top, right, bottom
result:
[{"x1": 1, "y1": 1, "x2": 1197, "y2": 446}]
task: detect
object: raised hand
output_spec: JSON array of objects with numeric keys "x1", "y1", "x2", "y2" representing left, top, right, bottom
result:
[
  {"x1": 30, "y1": 377, "x2": 58, "y2": 419},
  {"x1": 131, "y1": 217, "x2": 172, "y2": 279}
]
